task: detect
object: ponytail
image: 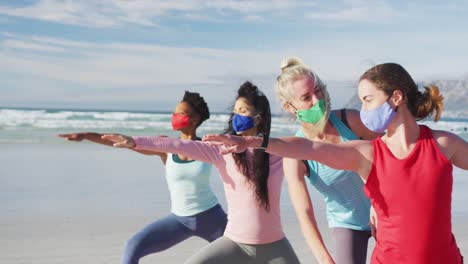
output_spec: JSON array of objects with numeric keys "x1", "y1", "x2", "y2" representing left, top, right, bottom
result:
[{"x1": 413, "y1": 84, "x2": 444, "y2": 121}]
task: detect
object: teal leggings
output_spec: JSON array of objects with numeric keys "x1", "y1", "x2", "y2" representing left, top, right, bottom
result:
[{"x1": 184, "y1": 236, "x2": 301, "y2": 264}]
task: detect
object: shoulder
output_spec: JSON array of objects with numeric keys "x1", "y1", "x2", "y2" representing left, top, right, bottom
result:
[
  {"x1": 342, "y1": 109, "x2": 361, "y2": 127},
  {"x1": 431, "y1": 129, "x2": 464, "y2": 147},
  {"x1": 331, "y1": 109, "x2": 341, "y2": 116},
  {"x1": 429, "y1": 128, "x2": 467, "y2": 160}
]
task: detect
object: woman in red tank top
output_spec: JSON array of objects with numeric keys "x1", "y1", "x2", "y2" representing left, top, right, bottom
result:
[{"x1": 203, "y1": 63, "x2": 467, "y2": 263}]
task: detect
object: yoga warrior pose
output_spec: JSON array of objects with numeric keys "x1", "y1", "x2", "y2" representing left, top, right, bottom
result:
[
  {"x1": 102, "y1": 82, "x2": 301, "y2": 264},
  {"x1": 204, "y1": 63, "x2": 466, "y2": 264},
  {"x1": 59, "y1": 91, "x2": 227, "y2": 264}
]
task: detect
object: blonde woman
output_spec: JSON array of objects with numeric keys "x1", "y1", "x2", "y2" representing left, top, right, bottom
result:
[
  {"x1": 271, "y1": 58, "x2": 380, "y2": 264},
  {"x1": 204, "y1": 63, "x2": 466, "y2": 264}
]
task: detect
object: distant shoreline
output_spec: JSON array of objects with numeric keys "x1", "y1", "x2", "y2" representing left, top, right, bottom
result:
[
  {"x1": 2, "y1": 106, "x2": 467, "y2": 121},
  {"x1": 0, "y1": 105, "x2": 269, "y2": 117}
]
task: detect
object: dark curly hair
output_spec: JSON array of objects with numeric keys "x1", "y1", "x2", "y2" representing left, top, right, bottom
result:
[
  {"x1": 182, "y1": 91, "x2": 210, "y2": 127},
  {"x1": 224, "y1": 81, "x2": 272, "y2": 210}
]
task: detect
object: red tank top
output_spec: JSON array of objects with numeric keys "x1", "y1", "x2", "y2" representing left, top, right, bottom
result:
[{"x1": 364, "y1": 125, "x2": 462, "y2": 264}]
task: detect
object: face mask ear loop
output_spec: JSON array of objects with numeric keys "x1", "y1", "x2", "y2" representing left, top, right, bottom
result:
[
  {"x1": 288, "y1": 102, "x2": 298, "y2": 114},
  {"x1": 387, "y1": 92, "x2": 399, "y2": 113}
]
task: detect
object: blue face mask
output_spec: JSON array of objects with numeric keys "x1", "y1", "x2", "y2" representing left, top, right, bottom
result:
[
  {"x1": 360, "y1": 100, "x2": 397, "y2": 133},
  {"x1": 232, "y1": 114, "x2": 255, "y2": 133}
]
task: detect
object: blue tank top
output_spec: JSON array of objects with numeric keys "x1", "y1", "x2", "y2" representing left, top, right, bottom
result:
[
  {"x1": 296, "y1": 112, "x2": 371, "y2": 230},
  {"x1": 164, "y1": 154, "x2": 218, "y2": 216}
]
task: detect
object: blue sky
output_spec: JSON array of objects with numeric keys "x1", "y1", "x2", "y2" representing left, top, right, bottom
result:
[{"x1": 1, "y1": 0, "x2": 467, "y2": 113}]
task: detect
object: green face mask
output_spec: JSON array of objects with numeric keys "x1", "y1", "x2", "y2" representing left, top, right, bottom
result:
[{"x1": 294, "y1": 99, "x2": 326, "y2": 124}]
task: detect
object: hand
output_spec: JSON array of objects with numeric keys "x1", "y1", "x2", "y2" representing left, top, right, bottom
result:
[
  {"x1": 58, "y1": 133, "x2": 85, "y2": 141},
  {"x1": 370, "y1": 206, "x2": 378, "y2": 239},
  {"x1": 101, "y1": 134, "x2": 136, "y2": 148},
  {"x1": 203, "y1": 134, "x2": 251, "y2": 154}
]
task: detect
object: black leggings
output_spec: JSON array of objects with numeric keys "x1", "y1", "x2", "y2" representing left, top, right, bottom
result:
[{"x1": 330, "y1": 228, "x2": 372, "y2": 264}]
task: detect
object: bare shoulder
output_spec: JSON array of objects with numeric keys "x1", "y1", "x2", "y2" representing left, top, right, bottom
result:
[
  {"x1": 331, "y1": 109, "x2": 342, "y2": 116},
  {"x1": 343, "y1": 109, "x2": 361, "y2": 124},
  {"x1": 432, "y1": 129, "x2": 465, "y2": 147},
  {"x1": 431, "y1": 129, "x2": 468, "y2": 161}
]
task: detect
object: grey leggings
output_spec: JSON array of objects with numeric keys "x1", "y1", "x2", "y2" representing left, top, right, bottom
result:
[
  {"x1": 121, "y1": 204, "x2": 227, "y2": 264},
  {"x1": 184, "y1": 236, "x2": 301, "y2": 264},
  {"x1": 330, "y1": 228, "x2": 372, "y2": 264}
]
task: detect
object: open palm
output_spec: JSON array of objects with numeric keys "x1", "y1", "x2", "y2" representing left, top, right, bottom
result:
[{"x1": 101, "y1": 134, "x2": 136, "y2": 148}]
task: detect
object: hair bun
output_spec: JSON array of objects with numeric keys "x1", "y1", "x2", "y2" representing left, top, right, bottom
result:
[
  {"x1": 239, "y1": 81, "x2": 262, "y2": 96},
  {"x1": 280, "y1": 57, "x2": 304, "y2": 72},
  {"x1": 183, "y1": 91, "x2": 210, "y2": 122}
]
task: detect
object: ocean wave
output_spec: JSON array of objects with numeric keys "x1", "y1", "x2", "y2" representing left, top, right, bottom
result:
[{"x1": 0, "y1": 108, "x2": 467, "y2": 141}]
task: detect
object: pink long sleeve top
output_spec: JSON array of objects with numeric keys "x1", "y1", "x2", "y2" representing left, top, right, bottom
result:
[{"x1": 133, "y1": 136, "x2": 285, "y2": 244}]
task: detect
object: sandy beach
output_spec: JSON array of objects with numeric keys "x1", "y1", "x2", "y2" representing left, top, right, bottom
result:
[
  {"x1": 1, "y1": 1, "x2": 467, "y2": 262},
  {"x1": 1, "y1": 141, "x2": 467, "y2": 263}
]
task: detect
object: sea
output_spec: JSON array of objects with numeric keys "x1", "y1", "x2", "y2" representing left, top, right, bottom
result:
[{"x1": 1, "y1": 107, "x2": 467, "y2": 143}]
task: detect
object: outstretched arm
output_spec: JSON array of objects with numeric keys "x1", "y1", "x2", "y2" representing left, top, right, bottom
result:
[
  {"x1": 102, "y1": 134, "x2": 222, "y2": 164},
  {"x1": 58, "y1": 132, "x2": 114, "y2": 146},
  {"x1": 284, "y1": 158, "x2": 335, "y2": 264},
  {"x1": 203, "y1": 134, "x2": 374, "y2": 180},
  {"x1": 58, "y1": 132, "x2": 167, "y2": 164}
]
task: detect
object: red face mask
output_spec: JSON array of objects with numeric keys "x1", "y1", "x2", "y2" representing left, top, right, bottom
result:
[{"x1": 171, "y1": 113, "x2": 191, "y2": 130}]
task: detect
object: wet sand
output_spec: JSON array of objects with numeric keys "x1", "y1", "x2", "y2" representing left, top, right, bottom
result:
[{"x1": 1, "y1": 142, "x2": 466, "y2": 263}]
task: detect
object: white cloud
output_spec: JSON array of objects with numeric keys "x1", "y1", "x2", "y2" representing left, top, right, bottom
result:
[
  {"x1": 2, "y1": 39, "x2": 67, "y2": 53},
  {"x1": 305, "y1": 1, "x2": 397, "y2": 23},
  {"x1": 2, "y1": 30, "x2": 467, "y2": 89},
  {"x1": 0, "y1": 0, "x2": 158, "y2": 28},
  {"x1": 0, "y1": 0, "x2": 318, "y2": 28},
  {"x1": 1, "y1": 0, "x2": 465, "y2": 29},
  {"x1": 0, "y1": 33, "x2": 281, "y2": 88}
]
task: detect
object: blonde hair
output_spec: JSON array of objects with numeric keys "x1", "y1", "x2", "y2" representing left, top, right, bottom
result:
[
  {"x1": 275, "y1": 57, "x2": 328, "y2": 104},
  {"x1": 275, "y1": 57, "x2": 331, "y2": 135}
]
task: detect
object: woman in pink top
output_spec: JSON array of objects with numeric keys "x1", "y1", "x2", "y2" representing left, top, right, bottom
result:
[
  {"x1": 204, "y1": 63, "x2": 467, "y2": 264},
  {"x1": 59, "y1": 91, "x2": 228, "y2": 264},
  {"x1": 103, "y1": 82, "x2": 301, "y2": 264}
]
